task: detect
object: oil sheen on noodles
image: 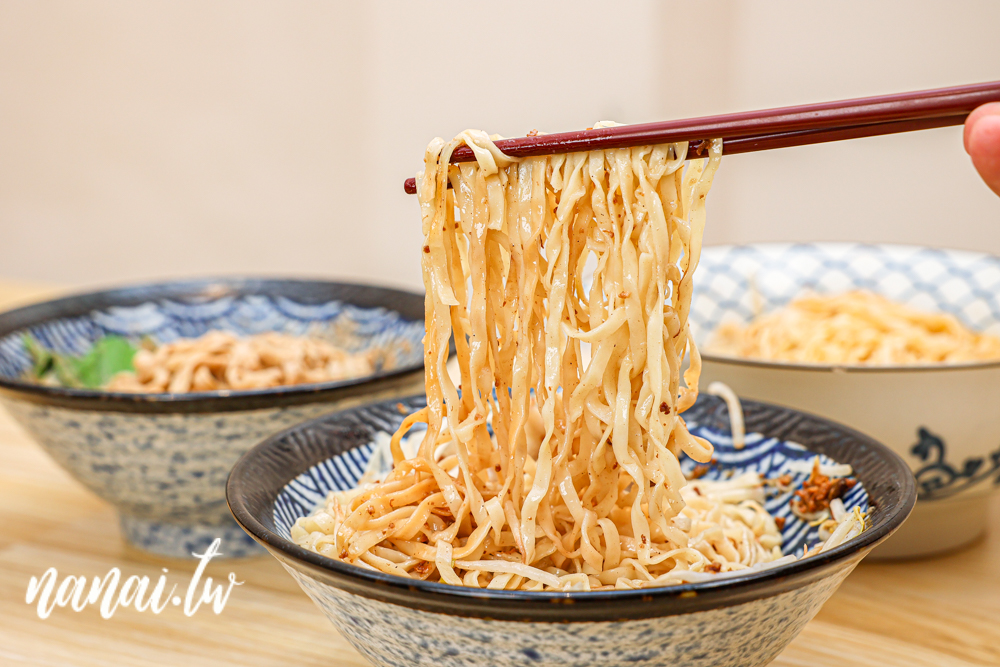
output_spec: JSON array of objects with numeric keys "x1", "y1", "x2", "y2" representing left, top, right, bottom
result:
[{"x1": 292, "y1": 129, "x2": 862, "y2": 591}]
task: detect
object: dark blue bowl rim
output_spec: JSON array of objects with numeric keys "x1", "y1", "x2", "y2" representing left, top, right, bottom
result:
[
  {"x1": 226, "y1": 393, "x2": 917, "y2": 622},
  {"x1": 0, "y1": 276, "x2": 427, "y2": 413}
]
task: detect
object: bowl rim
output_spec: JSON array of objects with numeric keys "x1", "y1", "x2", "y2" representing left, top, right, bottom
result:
[
  {"x1": 227, "y1": 393, "x2": 917, "y2": 622},
  {"x1": 0, "y1": 276, "x2": 427, "y2": 413},
  {"x1": 697, "y1": 241, "x2": 1000, "y2": 374}
]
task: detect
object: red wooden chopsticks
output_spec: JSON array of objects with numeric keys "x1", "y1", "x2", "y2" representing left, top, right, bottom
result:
[{"x1": 403, "y1": 80, "x2": 1000, "y2": 194}]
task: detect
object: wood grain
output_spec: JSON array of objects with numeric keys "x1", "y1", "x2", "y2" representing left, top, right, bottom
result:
[{"x1": 0, "y1": 284, "x2": 997, "y2": 667}]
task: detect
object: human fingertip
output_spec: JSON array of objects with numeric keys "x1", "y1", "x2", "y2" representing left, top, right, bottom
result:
[
  {"x1": 964, "y1": 102, "x2": 1000, "y2": 154},
  {"x1": 968, "y1": 112, "x2": 1000, "y2": 196}
]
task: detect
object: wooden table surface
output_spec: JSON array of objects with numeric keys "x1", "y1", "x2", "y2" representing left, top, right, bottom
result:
[{"x1": 0, "y1": 283, "x2": 997, "y2": 667}]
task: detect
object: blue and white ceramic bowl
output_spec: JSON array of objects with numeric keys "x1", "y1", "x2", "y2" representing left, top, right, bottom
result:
[
  {"x1": 0, "y1": 278, "x2": 427, "y2": 558},
  {"x1": 693, "y1": 243, "x2": 1000, "y2": 558},
  {"x1": 227, "y1": 394, "x2": 914, "y2": 667}
]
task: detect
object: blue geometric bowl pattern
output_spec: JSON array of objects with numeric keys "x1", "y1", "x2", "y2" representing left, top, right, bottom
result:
[
  {"x1": 275, "y1": 420, "x2": 870, "y2": 562},
  {"x1": 280, "y1": 563, "x2": 852, "y2": 667},
  {"x1": 690, "y1": 243, "x2": 1000, "y2": 346},
  {"x1": 0, "y1": 294, "x2": 425, "y2": 384},
  {"x1": 3, "y1": 397, "x2": 362, "y2": 558}
]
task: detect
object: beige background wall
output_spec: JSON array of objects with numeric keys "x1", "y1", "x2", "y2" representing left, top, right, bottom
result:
[{"x1": 2, "y1": 1, "x2": 999, "y2": 293}]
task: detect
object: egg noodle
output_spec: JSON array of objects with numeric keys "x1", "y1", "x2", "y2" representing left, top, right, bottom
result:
[
  {"x1": 709, "y1": 290, "x2": 1000, "y2": 366},
  {"x1": 292, "y1": 129, "x2": 864, "y2": 590}
]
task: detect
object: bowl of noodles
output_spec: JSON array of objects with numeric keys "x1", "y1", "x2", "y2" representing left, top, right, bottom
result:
[
  {"x1": 228, "y1": 392, "x2": 913, "y2": 667},
  {"x1": 0, "y1": 277, "x2": 427, "y2": 558},
  {"x1": 226, "y1": 129, "x2": 915, "y2": 667},
  {"x1": 692, "y1": 243, "x2": 1000, "y2": 558}
]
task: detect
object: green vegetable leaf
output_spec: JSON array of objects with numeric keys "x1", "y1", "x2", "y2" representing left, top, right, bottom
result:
[
  {"x1": 22, "y1": 334, "x2": 138, "y2": 388},
  {"x1": 69, "y1": 336, "x2": 138, "y2": 388}
]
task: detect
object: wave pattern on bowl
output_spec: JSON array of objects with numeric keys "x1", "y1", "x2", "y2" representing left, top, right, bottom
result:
[
  {"x1": 0, "y1": 295, "x2": 426, "y2": 382},
  {"x1": 691, "y1": 243, "x2": 1000, "y2": 344}
]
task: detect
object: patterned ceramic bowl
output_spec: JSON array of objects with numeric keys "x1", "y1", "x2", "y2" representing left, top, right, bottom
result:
[
  {"x1": 692, "y1": 243, "x2": 1000, "y2": 558},
  {"x1": 0, "y1": 278, "x2": 427, "y2": 558},
  {"x1": 227, "y1": 394, "x2": 914, "y2": 667}
]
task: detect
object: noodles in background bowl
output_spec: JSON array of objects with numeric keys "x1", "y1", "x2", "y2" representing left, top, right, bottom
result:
[
  {"x1": 292, "y1": 129, "x2": 866, "y2": 591},
  {"x1": 107, "y1": 331, "x2": 378, "y2": 393},
  {"x1": 709, "y1": 290, "x2": 1000, "y2": 366}
]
